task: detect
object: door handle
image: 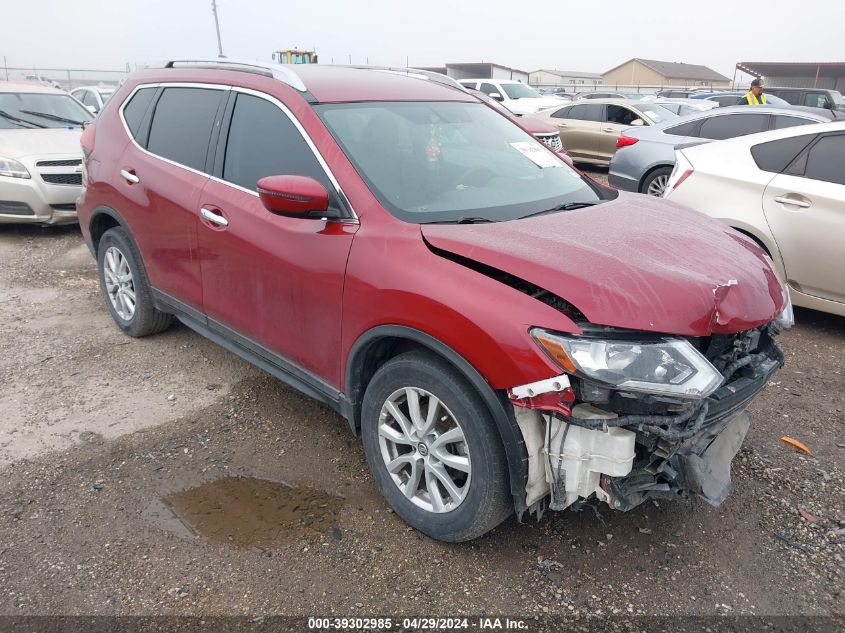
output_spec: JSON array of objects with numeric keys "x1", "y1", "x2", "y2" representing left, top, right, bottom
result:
[
  {"x1": 200, "y1": 207, "x2": 229, "y2": 227},
  {"x1": 120, "y1": 168, "x2": 139, "y2": 185},
  {"x1": 602, "y1": 127, "x2": 616, "y2": 133},
  {"x1": 774, "y1": 196, "x2": 811, "y2": 208}
]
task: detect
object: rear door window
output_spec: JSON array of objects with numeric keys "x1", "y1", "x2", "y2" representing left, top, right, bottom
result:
[
  {"x1": 221, "y1": 92, "x2": 334, "y2": 194},
  {"x1": 751, "y1": 134, "x2": 816, "y2": 173},
  {"x1": 802, "y1": 135, "x2": 845, "y2": 185},
  {"x1": 773, "y1": 90, "x2": 801, "y2": 105},
  {"x1": 147, "y1": 87, "x2": 225, "y2": 172},
  {"x1": 698, "y1": 114, "x2": 769, "y2": 140},
  {"x1": 581, "y1": 103, "x2": 605, "y2": 121}
]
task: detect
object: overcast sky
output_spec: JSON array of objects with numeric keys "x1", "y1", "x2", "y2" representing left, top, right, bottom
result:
[{"x1": 2, "y1": 0, "x2": 843, "y2": 79}]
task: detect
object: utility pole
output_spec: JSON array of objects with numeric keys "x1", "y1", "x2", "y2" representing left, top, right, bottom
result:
[{"x1": 211, "y1": 0, "x2": 224, "y2": 58}]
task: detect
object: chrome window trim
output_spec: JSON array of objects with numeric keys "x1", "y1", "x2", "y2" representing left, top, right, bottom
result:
[{"x1": 118, "y1": 81, "x2": 358, "y2": 222}]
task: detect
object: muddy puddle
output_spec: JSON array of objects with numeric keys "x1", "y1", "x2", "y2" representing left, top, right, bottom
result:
[{"x1": 147, "y1": 476, "x2": 343, "y2": 548}]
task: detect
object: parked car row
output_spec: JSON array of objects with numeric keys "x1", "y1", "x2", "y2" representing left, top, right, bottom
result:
[
  {"x1": 533, "y1": 99, "x2": 679, "y2": 165},
  {"x1": 664, "y1": 121, "x2": 845, "y2": 317},
  {"x1": 608, "y1": 106, "x2": 834, "y2": 196}
]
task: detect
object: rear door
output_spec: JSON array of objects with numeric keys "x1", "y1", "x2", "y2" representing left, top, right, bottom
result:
[
  {"x1": 116, "y1": 84, "x2": 227, "y2": 314},
  {"x1": 196, "y1": 89, "x2": 357, "y2": 387},
  {"x1": 762, "y1": 133, "x2": 845, "y2": 304},
  {"x1": 549, "y1": 103, "x2": 603, "y2": 161}
]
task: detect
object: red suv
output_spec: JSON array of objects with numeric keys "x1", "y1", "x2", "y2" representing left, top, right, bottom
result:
[{"x1": 78, "y1": 60, "x2": 791, "y2": 542}]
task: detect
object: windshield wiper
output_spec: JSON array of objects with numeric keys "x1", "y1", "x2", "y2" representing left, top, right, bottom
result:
[
  {"x1": 456, "y1": 216, "x2": 494, "y2": 224},
  {"x1": 521, "y1": 201, "x2": 602, "y2": 219},
  {"x1": 19, "y1": 110, "x2": 85, "y2": 126},
  {"x1": 0, "y1": 109, "x2": 45, "y2": 128}
]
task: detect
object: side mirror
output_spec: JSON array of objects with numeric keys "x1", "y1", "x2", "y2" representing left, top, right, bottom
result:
[
  {"x1": 489, "y1": 92, "x2": 503, "y2": 101},
  {"x1": 630, "y1": 118, "x2": 645, "y2": 126},
  {"x1": 85, "y1": 105, "x2": 97, "y2": 114},
  {"x1": 257, "y1": 175, "x2": 329, "y2": 217}
]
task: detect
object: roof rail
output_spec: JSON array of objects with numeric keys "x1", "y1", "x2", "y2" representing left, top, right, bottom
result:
[
  {"x1": 158, "y1": 59, "x2": 307, "y2": 92},
  {"x1": 345, "y1": 65, "x2": 467, "y2": 92}
]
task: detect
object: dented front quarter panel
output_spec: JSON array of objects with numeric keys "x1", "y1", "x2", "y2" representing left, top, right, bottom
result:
[{"x1": 421, "y1": 192, "x2": 786, "y2": 337}]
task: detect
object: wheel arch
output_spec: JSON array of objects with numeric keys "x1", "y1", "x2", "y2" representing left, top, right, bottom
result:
[
  {"x1": 638, "y1": 163, "x2": 674, "y2": 193},
  {"x1": 345, "y1": 325, "x2": 529, "y2": 513},
  {"x1": 89, "y1": 205, "x2": 130, "y2": 254}
]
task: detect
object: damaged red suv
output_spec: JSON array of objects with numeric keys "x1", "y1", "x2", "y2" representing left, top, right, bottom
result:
[{"x1": 77, "y1": 61, "x2": 792, "y2": 542}]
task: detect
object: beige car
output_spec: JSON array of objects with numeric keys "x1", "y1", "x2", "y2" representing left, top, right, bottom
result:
[
  {"x1": 665, "y1": 120, "x2": 845, "y2": 317},
  {"x1": 534, "y1": 99, "x2": 678, "y2": 165},
  {"x1": 0, "y1": 82, "x2": 93, "y2": 224}
]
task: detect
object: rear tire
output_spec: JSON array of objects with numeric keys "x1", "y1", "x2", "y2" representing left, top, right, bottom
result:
[
  {"x1": 361, "y1": 351, "x2": 512, "y2": 542},
  {"x1": 642, "y1": 166, "x2": 673, "y2": 197},
  {"x1": 97, "y1": 227, "x2": 172, "y2": 337}
]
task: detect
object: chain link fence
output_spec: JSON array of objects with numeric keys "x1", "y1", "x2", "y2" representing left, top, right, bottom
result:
[{"x1": 1, "y1": 65, "x2": 130, "y2": 91}]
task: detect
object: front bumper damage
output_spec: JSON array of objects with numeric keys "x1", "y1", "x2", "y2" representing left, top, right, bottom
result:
[{"x1": 510, "y1": 325, "x2": 784, "y2": 516}]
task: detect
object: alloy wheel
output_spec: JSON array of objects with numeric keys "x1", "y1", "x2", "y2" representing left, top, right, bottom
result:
[
  {"x1": 103, "y1": 246, "x2": 136, "y2": 321},
  {"x1": 647, "y1": 174, "x2": 669, "y2": 197},
  {"x1": 377, "y1": 387, "x2": 471, "y2": 513}
]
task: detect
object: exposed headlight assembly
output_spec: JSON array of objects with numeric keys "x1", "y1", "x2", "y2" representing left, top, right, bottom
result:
[
  {"x1": 0, "y1": 157, "x2": 30, "y2": 179},
  {"x1": 532, "y1": 329, "x2": 723, "y2": 400}
]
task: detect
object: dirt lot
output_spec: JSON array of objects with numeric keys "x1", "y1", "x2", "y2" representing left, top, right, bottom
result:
[{"x1": 0, "y1": 212, "x2": 843, "y2": 624}]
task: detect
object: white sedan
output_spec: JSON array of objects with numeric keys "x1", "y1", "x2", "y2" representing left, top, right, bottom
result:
[{"x1": 664, "y1": 120, "x2": 845, "y2": 317}]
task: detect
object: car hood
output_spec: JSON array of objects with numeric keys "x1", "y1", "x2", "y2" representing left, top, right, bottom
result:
[
  {"x1": 421, "y1": 193, "x2": 785, "y2": 336},
  {"x1": 0, "y1": 128, "x2": 84, "y2": 159}
]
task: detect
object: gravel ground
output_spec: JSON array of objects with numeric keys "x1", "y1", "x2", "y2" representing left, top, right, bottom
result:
[{"x1": 0, "y1": 219, "x2": 842, "y2": 624}]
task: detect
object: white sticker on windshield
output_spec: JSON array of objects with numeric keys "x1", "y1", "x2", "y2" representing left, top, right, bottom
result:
[
  {"x1": 510, "y1": 142, "x2": 562, "y2": 169},
  {"x1": 643, "y1": 111, "x2": 658, "y2": 119}
]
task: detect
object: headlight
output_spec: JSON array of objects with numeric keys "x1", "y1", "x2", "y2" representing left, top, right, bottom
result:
[
  {"x1": 0, "y1": 157, "x2": 30, "y2": 179},
  {"x1": 773, "y1": 293, "x2": 794, "y2": 331},
  {"x1": 532, "y1": 329, "x2": 724, "y2": 399}
]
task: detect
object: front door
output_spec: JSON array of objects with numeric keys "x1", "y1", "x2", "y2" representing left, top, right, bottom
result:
[
  {"x1": 196, "y1": 90, "x2": 357, "y2": 387},
  {"x1": 596, "y1": 104, "x2": 642, "y2": 163},
  {"x1": 763, "y1": 133, "x2": 845, "y2": 305}
]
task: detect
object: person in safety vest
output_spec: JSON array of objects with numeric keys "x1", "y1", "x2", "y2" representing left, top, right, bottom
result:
[{"x1": 736, "y1": 78, "x2": 767, "y2": 105}]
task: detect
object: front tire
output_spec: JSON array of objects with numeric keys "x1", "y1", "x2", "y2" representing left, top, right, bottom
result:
[
  {"x1": 97, "y1": 227, "x2": 172, "y2": 337},
  {"x1": 361, "y1": 351, "x2": 512, "y2": 542}
]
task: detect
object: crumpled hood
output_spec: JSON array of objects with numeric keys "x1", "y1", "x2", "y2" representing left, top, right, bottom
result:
[
  {"x1": 0, "y1": 128, "x2": 83, "y2": 160},
  {"x1": 421, "y1": 193, "x2": 785, "y2": 336}
]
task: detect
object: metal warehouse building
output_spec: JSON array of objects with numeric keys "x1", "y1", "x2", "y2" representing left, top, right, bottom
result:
[{"x1": 737, "y1": 61, "x2": 845, "y2": 92}]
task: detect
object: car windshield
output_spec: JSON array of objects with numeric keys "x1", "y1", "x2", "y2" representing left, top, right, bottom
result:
[
  {"x1": 0, "y1": 92, "x2": 93, "y2": 128},
  {"x1": 501, "y1": 83, "x2": 542, "y2": 99},
  {"x1": 317, "y1": 101, "x2": 611, "y2": 224},
  {"x1": 637, "y1": 104, "x2": 679, "y2": 124}
]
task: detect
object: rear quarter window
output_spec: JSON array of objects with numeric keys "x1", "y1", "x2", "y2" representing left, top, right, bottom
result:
[
  {"x1": 122, "y1": 87, "x2": 157, "y2": 140},
  {"x1": 751, "y1": 134, "x2": 816, "y2": 173},
  {"x1": 663, "y1": 120, "x2": 700, "y2": 137}
]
